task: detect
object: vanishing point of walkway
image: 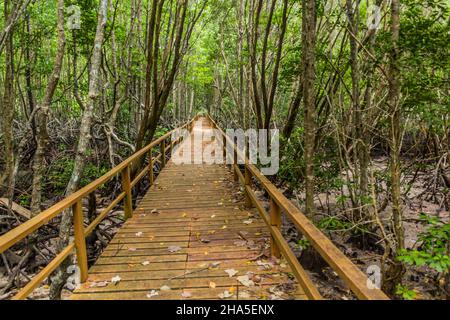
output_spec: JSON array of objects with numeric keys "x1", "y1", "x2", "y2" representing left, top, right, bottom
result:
[{"x1": 71, "y1": 118, "x2": 306, "y2": 300}]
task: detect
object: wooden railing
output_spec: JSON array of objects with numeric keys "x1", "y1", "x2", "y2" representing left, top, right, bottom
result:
[
  {"x1": 0, "y1": 117, "x2": 197, "y2": 300},
  {"x1": 206, "y1": 115, "x2": 389, "y2": 300}
]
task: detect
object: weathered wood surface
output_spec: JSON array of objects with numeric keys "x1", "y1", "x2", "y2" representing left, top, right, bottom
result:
[{"x1": 71, "y1": 118, "x2": 306, "y2": 300}]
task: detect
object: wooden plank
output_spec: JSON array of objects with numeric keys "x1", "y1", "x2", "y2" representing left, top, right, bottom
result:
[
  {"x1": 71, "y1": 118, "x2": 308, "y2": 300},
  {"x1": 208, "y1": 115, "x2": 389, "y2": 300}
]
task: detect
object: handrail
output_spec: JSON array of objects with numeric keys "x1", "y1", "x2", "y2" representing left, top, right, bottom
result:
[
  {"x1": 0, "y1": 116, "x2": 197, "y2": 299},
  {"x1": 206, "y1": 115, "x2": 389, "y2": 300}
]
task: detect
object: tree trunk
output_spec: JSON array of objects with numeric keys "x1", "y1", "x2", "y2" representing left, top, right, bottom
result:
[
  {"x1": 30, "y1": 0, "x2": 66, "y2": 216},
  {"x1": 302, "y1": 0, "x2": 317, "y2": 217},
  {"x1": 382, "y1": 0, "x2": 405, "y2": 295},
  {"x1": 0, "y1": 0, "x2": 15, "y2": 201},
  {"x1": 49, "y1": 0, "x2": 109, "y2": 299}
]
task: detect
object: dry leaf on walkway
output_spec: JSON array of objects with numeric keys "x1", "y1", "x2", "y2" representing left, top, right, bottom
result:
[
  {"x1": 257, "y1": 260, "x2": 274, "y2": 270},
  {"x1": 209, "y1": 261, "x2": 221, "y2": 269},
  {"x1": 233, "y1": 240, "x2": 247, "y2": 247},
  {"x1": 135, "y1": 232, "x2": 143, "y2": 237},
  {"x1": 243, "y1": 219, "x2": 253, "y2": 225},
  {"x1": 147, "y1": 290, "x2": 159, "y2": 298},
  {"x1": 209, "y1": 281, "x2": 216, "y2": 288},
  {"x1": 168, "y1": 245, "x2": 182, "y2": 253},
  {"x1": 200, "y1": 238, "x2": 210, "y2": 243},
  {"x1": 128, "y1": 247, "x2": 137, "y2": 252},
  {"x1": 181, "y1": 291, "x2": 192, "y2": 298},
  {"x1": 160, "y1": 285, "x2": 171, "y2": 291},
  {"x1": 89, "y1": 281, "x2": 109, "y2": 288},
  {"x1": 218, "y1": 291, "x2": 233, "y2": 299},
  {"x1": 151, "y1": 209, "x2": 160, "y2": 215},
  {"x1": 237, "y1": 275, "x2": 254, "y2": 287},
  {"x1": 225, "y1": 269, "x2": 238, "y2": 277},
  {"x1": 142, "y1": 261, "x2": 150, "y2": 266},
  {"x1": 111, "y1": 276, "x2": 121, "y2": 284}
]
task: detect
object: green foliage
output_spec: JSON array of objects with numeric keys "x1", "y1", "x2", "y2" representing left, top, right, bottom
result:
[
  {"x1": 46, "y1": 157, "x2": 109, "y2": 194},
  {"x1": 197, "y1": 108, "x2": 209, "y2": 116},
  {"x1": 400, "y1": 0, "x2": 450, "y2": 132},
  {"x1": 396, "y1": 284, "x2": 417, "y2": 300},
  {"x1": 18, "y1": 194, "x2": 31, "y2": 207},
  {"x1": 295, "y1": 237, "x2": 310, "y2": 250},
  {"x1": 154, "y1": 127, "x2": 169, "y2": 139},
  {"x1": 398, "y1": 214, "x2": 450, "y2": 273},
  {"x1": 318, "y1": 216, "x2": 351, "y2": 231}
]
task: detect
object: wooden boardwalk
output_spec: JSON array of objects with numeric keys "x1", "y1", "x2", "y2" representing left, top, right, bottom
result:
[{"x1": 71, "y1": 118, "x2": 306, "y2": 300}]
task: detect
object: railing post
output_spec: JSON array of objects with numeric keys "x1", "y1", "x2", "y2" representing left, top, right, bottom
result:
[
  {"x1": 244, "y1": 137, "x2": 252, "y2": 207},
  {"x1": 148, "y1": 150, "x2": 154, "y2": 186},
  {"x1": 121, "y1": 165, "x2": 133, "y2": 220},
  {"x1": 269, "y1": 198, "x2": 282, "y2": 258},
  {"x1": 73, "y1": 199, "x2": 88, "y2": 282},
  {"x1": 161, "y1": 139, "x2": 166, "y2": 168},
  {"x1": 233, "y1": 137, "x2": 238, "y2": 181},
  {"x1": 223, "y1": 135, "x2": 227, "y2": 165}
]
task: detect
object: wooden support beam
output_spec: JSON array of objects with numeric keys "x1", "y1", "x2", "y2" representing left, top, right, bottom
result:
[
  {"x1": 121, "y1": 165, "x2": 133, "y2": 220},
  {"x1": 73, "y1": 199, "x2": 88, "y2": 282},
  {"x1": 148, "y1": 150, "x2": 154, "y2": 186},
  {"x1": 269, "y1": 198, "x2": 282, "y2": 258},
  {"x1": 161, "y1": 140, "x2": 166, "y2": 168},
  {"x1": 244, "y1": 137, "x2": 252, "y2": 208}
]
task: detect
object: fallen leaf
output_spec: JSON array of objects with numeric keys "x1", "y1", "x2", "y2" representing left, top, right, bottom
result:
[
  {"x1": 221, "y1": 225, "x2": 227, "y2": 230},
  {"x1": 257, "y1": 260, "x2": 274, "y2": 270},
  {"x1": 237, "y1": 275, "x2": 255, "y2": 287},
  {"x1": 218, "y1": 291, "x2": 233, "y2": 299},
  {"x1": 147, "y1": 290, "x2": 159, "y2": 298},
  {"x1": 243, "y1": 219, "x2": 253, "y2": 225},
  {"x1": 209, "y1": 261, "x2": 221, "y2": 269},
  {"x1": 168, "y1": 245, "x2": 182, "y2": 253},
  {"x1": 211, "y1": 215, "x2": 216, "y2": 218},
  {"x1": 200, "y1": 238, "x2": 211, "y2": 243},
  {"x1": 225, "y1": 269, "x2": 238, "y2": 277},
  {"x1": 128, "y1": 247, "x2": 137, "y2": 252},
  {"x1": 181, "y1": 291, "x2": 192, "y2": 298},
  {"x1": 151, "y1": 209, "x2": 160, "y2": 215},
  {"x1": 142, "y1": 261, "x2": 150, "y2": 266},
  {"x1": 89, "y1": 281, "x2": 109, "y2": 288},
  {"x1": 182, "y1": 213, "x2": 187, "y2": 217},
  {"x1": 160, "y1": 285, "x2": 171, "y2": 291},
  {"x1": 111, "y1": 276, "x2": 121, "y2": 285},
  {"x1": 233, "y1": 240, "x2": 247, "y2": 247},
  {"x1": 209, "y1": 281, "x2": 216, "y2": 288},
  {"x1": 135, "y1": 232, "x2": 143, "y2": 237}
]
